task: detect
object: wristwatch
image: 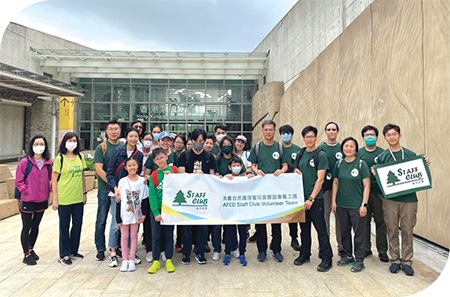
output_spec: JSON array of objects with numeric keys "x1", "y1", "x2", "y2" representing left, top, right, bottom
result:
[
  {"x1": 362, "y1": 202, "x2": 368, "y2": 207},
  {"x1": 308, "y1": 196, "x2": 315, "y2": 202}
]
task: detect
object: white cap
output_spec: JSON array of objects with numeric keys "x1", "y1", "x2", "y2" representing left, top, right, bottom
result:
[{"x1": 236, "y1": 135, "x2": 247, "y2": 143}]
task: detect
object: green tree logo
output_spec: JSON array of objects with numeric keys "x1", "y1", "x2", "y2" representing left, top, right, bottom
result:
[
  {"x1": 173, "y1": 190, "x2": 187, "y2": 205},
  {"x1": 387, "y1": 170, "x2": 400, "y2": 185}
]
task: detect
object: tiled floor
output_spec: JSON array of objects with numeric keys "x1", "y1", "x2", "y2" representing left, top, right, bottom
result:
[{"x1": 0, "y1": 187, "x2": 447, "y2": 297}]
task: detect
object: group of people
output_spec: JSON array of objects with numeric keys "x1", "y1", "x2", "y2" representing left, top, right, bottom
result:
[{"x1": 15, "y1": 119, "x2": 429, "y2": 277}]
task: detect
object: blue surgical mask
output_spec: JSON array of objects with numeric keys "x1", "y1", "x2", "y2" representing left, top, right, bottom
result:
[
  {"x1": 364, "y1": 136, "x2": 376, "y2": 146},
  {"x1": 281, "y1": 134, "x2": 292, "y2": 143},
  {"x1": 153, "y1": 133, "x2": 160, "y2": 141},
  {"x1": 232, "y1": 166, "x2": 241, "y2": 175}
]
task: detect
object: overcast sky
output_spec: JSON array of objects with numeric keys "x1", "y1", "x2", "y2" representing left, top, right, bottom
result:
[{"x1": 4, "y1": 0, "x2": 297, "y2": 52}]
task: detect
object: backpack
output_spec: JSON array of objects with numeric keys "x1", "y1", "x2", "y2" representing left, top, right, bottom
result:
[
  {"x1": 14, "y1": 157, "x2": 51, "y2": 199},
  {"x1": 254, "y1": 141, "x2": 284, "y2": 160},
  {"x1": 57, "y1": 153, "x2": 82, "y2": 182},
  {"x1": 295, "y1": 147, "x2": 323, "y2": 171},
  {"x1": 184, "y1": 149, "x2": 212, "y2": 172},
  {"x1": 151, "y1": 166, "x2": 178, "y2": 188},
  {"x1": 336, "y1": 158, "x2": 364, "y2": 172}
]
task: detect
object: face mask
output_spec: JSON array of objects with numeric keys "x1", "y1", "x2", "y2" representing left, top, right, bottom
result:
[
  {"x1": 152, "y1": 133, "x2": 160, "y2": 141},
  {"x1": 65, "y1": 142, "x2": 77, "y2": 152},
  {"x1": 193, "y1": 142, "x2": 204, "y2": 151},
  {"x1": 364, "y1": 136, "x2": 377, "y2": 146},
  {"x1": 33, "y1": 145, "x2": 45, "y2": 155},
  {"x1": 281, "y1": 134, "x2": 292, "y2": 143},
  {"x1": 216, "y1": 134, "x2": 225, "y2": 142},
  {"x1": 143, "y1": 140, "x2": 152, "y2": 149},
  {"x1": 232, "y1": 166, "x2": 241, "y2": 175},
  {"x1": 222, "y1": 145, "x2": 232, "y2": 154}
]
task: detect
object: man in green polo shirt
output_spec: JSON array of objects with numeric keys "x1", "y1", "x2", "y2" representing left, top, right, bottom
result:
[
  {"x1": 357, "y1": 125, "x2": 388, "y2": 262},
  {"x1": 375, "y1": 123, "x2": 430, "y2": 276},
  {"x1": 211, "y1": 124, "x2": 227, "y2": 156},
  {"x1": 248, "y1": 120, "x2": 289, "y2": 263},
  {"x1": 93, "y1": 120, "x2": 124, "y2": 261}
]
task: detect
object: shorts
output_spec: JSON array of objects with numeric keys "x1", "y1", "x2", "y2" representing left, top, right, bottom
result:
[{"x1": 20, "y1": 200, "x2": 48, "y2": 213}]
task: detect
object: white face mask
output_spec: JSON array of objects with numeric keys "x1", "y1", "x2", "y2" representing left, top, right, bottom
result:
[
  {"x1": 33, "y1": 145, "x2": 45, "y2": 155},
  {"x1": 65, "y1": 142, "x2": 77, "y2": 152},
  {"x1": 232, "y1": 166, "x2": 241, "y2": 175},
  {"x1": 143, "y1": 140, "x2": 153, "y2": 149},
  {"x1": 216, "y1": 134, "x2": 225, "y2": 143}
]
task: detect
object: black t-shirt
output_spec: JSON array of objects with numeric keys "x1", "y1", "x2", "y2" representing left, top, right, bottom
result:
[{"x1": 178, "y1": 149, "x2": 216, "y2": 174}]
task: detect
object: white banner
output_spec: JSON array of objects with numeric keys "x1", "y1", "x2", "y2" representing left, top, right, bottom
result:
[{"x1": 161, "y1": 173, "x2": 305, "y2": 225}]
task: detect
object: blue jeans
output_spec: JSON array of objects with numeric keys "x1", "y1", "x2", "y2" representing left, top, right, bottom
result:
[
  {"x1": 299, "y1": 198, "x2": 333, "y2": 261},
  {"x1": 211, "y1": 225, "x2": 222, "y2": 253},
  {"x1": 58, "y1": 202, "x2": 84, "y2": 258},
  {"x1": 182, "y1": 225, "x2": 207, "y2": 256},
  {"x1": 94, "y1": 190, "x2": 110, "y2": 252},
  {"x1": 108, "y1": 196, "x2": 120, "y2": 249},
  {"x1": 150, "y1": 212, "x2": 174, "y2": 261}
]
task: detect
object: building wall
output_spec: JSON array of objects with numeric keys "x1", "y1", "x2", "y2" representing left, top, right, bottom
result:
[
  {"x1": 254, "y1": 0, "x2": 373, "y2": 90},
  {"x1": 253, "y1": 0, "x2": 450, "y2": 248}
]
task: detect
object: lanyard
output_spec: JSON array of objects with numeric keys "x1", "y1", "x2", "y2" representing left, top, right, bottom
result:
[{"x1": 389, "y1": 147, "x2": 404, "y2": 161}]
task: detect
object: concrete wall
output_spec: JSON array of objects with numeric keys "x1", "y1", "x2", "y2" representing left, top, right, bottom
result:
[
  {"x1": 254, "y1": 0, "x2": 374, "y2": 90},
  {"x1": 253, "y1": 0, "x2": 450, "y2": 248}
]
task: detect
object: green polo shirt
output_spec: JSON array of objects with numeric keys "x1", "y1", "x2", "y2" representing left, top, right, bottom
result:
[
  {"x1": 293, "y1": 149, "x2": 329, "y2": 199},
  {"x1": 283, "y1": 143, "x2": 301, "y2": 173},
  {"x1": 248, "y1": 141, "x2": 290, "y2": 174}
]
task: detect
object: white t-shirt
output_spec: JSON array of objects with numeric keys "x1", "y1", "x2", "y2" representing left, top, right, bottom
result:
[
  {"x1": 118, "y1": 176, "x2": 149, "y2": 224},
  {"x1": 238, "y1": 150, "x2": 252, "y2": 169}
]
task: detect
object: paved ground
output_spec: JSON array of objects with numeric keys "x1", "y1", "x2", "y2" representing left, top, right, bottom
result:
[{"x1": 0, "y1": 187, "x2": 446, "y2": 297}]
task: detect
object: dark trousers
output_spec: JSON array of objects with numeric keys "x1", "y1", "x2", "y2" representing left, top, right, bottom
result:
[
  {"x1": 58, "y1": 202, "x2": 84, "y2": 258},
  {"x1": 337, "y1": 206, "x2": 366, "y2": 262},
  {"x1": 20, "y1": 211, "x2": 44, "y2": 254},
  {"x1": 289, "y1": 223, "x2": 298, "y2": 239},
  {"x1": 299, "y1": 198, "x2": 333, "y2": 261},
  {"x1": 256, "y1": 223, "x2": 281, "y2": 253},
  {"x1": 211, "y1": 225, "x2": 222, "y2": 253},
  {"x1": 182, "y1": 225, "x2": 207, "y2": 256},
  {"x1": 224, "y1": 224, "x2": 248, "y2": 255},
  {"x1": 365, "y1": 193, "x2": 387, "y2": 254},
  {"x1": 150, "y1": 212, "x2": 174, "y2": 261},
  {"x1": 141, "y1": 198, "x2": 153, "y2": 252}
]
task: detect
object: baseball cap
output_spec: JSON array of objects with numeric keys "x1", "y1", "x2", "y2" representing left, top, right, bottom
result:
[
  {"x1": 158, "y1": 131, "x2": 172, "y2": 140},
  {"x1": 236, "y1": 135, "x2": 247, "y2": 143}
]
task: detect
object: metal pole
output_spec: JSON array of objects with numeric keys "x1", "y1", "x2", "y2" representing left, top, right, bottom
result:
[{"x1": 51, "y1": 97, "x2": 57, "y2": 159}]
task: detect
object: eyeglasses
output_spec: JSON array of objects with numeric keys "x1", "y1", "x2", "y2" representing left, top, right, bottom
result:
[
  {"x1": 154, "y1": 156, "x2": 166, "y2": 162},
  {"x1": 304, "y1": 136, "x2": 316, "y2": 139},
  {"x1": 133, "y1": 126, "x2": 143, "y2": 129},
  {"x1": 326, "y1": 128, "x2": 337, "y2": 132},
  {"x1": 174, "y1": 141, "x2": 184, "y2": 145},
  {"x1": 263, "y1": 129, "x2": 274, "y2": 132},
  {"x1": 385, "y1": 133, "x2": 399, "y2": 138}
]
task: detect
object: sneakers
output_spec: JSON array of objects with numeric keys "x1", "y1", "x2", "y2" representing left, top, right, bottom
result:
[
  {"x1": 337, "y1": 256, "x2": 355, "y2": 267},
  {"x1": 109, "y1": 255, "x2": 118, "y2": 268},
  {"x1": 293, "y1": 254, "x2": 310, "y2": 266},
  {"x1": 317, "y1": 260, "x2": 332, "y2": 272},
  {"x1": 148, "y1": 260, "x2": 161, "y2": 274},
  {"x1": 165, "y1": 259, "x2": 175, "y2": 273},
  {"x1": 231, "y1": 249, "x2": 240, "y2": 258},
  {"x1": 379, "y1": 253, "x2": 389, "y2": 263},
  {"x1": 96, "y1": 251, "x2": 105, "y2": 261},
  {"x1": 146, "y1": 251, "x2": 153, "y2": 262},
  {"x1": 272, "y1": 252, "x2": 284, "y2": 262},
  {"x1": 212, "y1": 252, "x2": 220, "y2": 261},
  {"x1": 223, "y1": 254, "x2": 231, "y2": 265},
  {"x1": 182, "y1": 255, "x2": 190, "y2": 265},
  {"x1": 128, "y1": 260, "x2": 136, "y2": 272},
  {"x1": 257, "y1": 252, "x2": 266, "y2": 262},
  {"x1": 290, "y1": 238, "x2": 301, "y2": 251},
  {"x1": 389, "y1": 263, "x2": 401, "y2": 274},
  {"x1": 160, "y1": 252, "x2": 167, "y2": 262},
  {"x1": 134, "y1": 255, "x2": 141, "y2": 265},
  {"x1": 23, "y1": 253, "x2": 37, "y2": 266},
  {"x1": 351, "y1": 261, "x2": 365, "y2": 273},
  {"x1": 402, "y1": 264, "x2": 415, "y2": 276},
  {"x1": 58, "y1": 256, "x2": 72, "y2": 266},
  {"x1": 195, "y1": 254, "x2": 207, "y2": 264},
  {"x1": 70, "y1": 253, "x2": 84, "y2": 260},
  {"x1": 239, "y1": 254, "x2": 248, "y2": 266},
  {"x1": 248, "y1": 233, "x2": 257, "y2": 242},
  {"x1": 120, "y1": 260, "x2": 128, "y2": 272},
  {"x1": 30, "y1": 250, "x2": 39, "y2": 261}
]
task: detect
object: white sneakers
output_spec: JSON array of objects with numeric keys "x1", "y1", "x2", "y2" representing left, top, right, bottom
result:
[
  {"x1": 231, "y1": 249, "x2": 240, "y2": 258},
  {"x1": 109, "y1": 255, "x2": 118, "y2": 268},
  {"x1": 212, "y1": 252, "x2": 220, "y2": 261},
  {"x1": 120, "y1": 259, "x2": 136, "y2": 272},
  {"x1": 160, "y1": 252, "x2": 167, "y2": 262},
  {"x1": 128, "y1": 260, "x2": 136, "y2": 272},
  {"x1": 146, "y1": 251, "x2": 153, "y2": 262}
]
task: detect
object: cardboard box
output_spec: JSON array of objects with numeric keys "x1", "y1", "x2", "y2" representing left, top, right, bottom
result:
[
  {"x1": 0, "y1": 199, "x2": 19, "y2": 219},
  {"x1": 5, "y1": 177, "x2": 15, "y2": 199},
  {"x1": 0, "y1": 183, "x2": 8, "y2": 200},
  {"x1": 0, "y1": 165, "x2": 13, "y2": 183}
]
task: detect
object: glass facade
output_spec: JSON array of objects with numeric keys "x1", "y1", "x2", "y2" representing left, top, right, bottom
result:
[{"x1": 78, "y1": 78, "x2": 256, "y2": 150}]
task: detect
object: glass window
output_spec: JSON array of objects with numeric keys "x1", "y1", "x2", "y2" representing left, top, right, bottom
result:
[
  {"x1": 187, "y1": 104, "x2": 205, "y2": 121},
  {"x1": 151, "y1": 85, "x2": 168, "y2": 103},
  {"x1": 244, "y1": 133, "x2": 252, "y2": 148},
  {"x1": 93, "y1": 104, "x2": 111, "y2": 121},
  {"x1": 93, "y1": 123, "x2": 108, "y2": 131},
  {"x1": 225, "y1": 104, "x2": 242, "y2": 122},
  {"x1": 169, "y1": 103, "x2": 187, "y2": 121},
  {"x1": 225, "y1": 85, "x2": 242, "y2": 103},
  {"x1": 226, "y1": 123, "x2": 241, "y2": 132},
  {"x1": 132, "y1": 84, "x2": 149, "y2": 102},
  {"x1": 243, "y1": 123, "x2": 253, "y2": 131},
  {"x1": 113, "y1": 84, "x2": 130, "y2": 102},
  {"x1": 80, "y1": 84, "x2": 92, "y2": 102},
  {"x1": 205, "y1": 85, "x2": 225, "y2": 103},
  {"x1": 112, "y1": 104, "x2": 130, "y2": 121},
  {"x1": 133, "y1": 104, "x2": 149, "y2": 121},
  {"x1": 94, "y1": 84, "x2": 111, "y2": 102},
  {"x1": 169, "y1": 123, "x2": 187, "y2": 133},
  {"x1": 188, "y1": 86, "x2": 206, "y2": 103},
  {"x1": 149, "y1": 123, "x2": 167, "y2": 131},
  {"x1": 79, "y1": 103, "x2": 91, "y2": 121},
  {"x1": 80, "y1": 132, "x2": 90, "y2": 151},
  {"x1": 187, "y1": 123, "x2": 204, "y2": 133},
  {"x1": 243, "y1": 104, "x2": 251, "y2": 121},
  {"x1": 150, "y1": 104, "x2": 168, "y2": 121},
  {"x1": 79, "y1": 122, "x2": 91, "y2": 131},
  {"x1": 243, "y1": 85, "x2": 255, "y2": 103},
  {"x1": 205, "y1": 104, "x2": 224, "y2": 121},
  {"x1": 168, "y1": 84, "x2": 187, "y2": 103}
]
